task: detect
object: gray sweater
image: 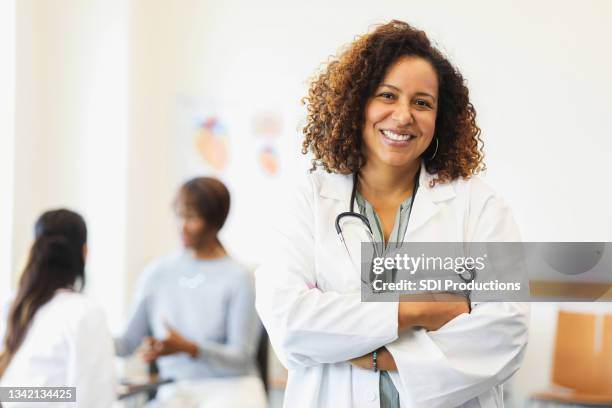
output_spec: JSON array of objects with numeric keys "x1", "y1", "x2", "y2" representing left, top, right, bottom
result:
[{"x1": 115, "y1": 251, "x2": 262, "y2": 380}]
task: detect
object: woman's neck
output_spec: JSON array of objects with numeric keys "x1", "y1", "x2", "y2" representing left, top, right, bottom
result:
[
  {"x1": 358, "y1": 160, "x2": 421, "y2": 202},
  {"x1": 190, "y1": 236, "x2": 227, "y2": 260}
]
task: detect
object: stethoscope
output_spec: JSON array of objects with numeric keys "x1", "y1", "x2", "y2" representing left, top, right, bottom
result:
[
  {"x1": 334, "y1": 169, "x2": 475, "y2": 284},
  {"x1": 335, "y1": 169, "x2": 420, "y2": 248}
]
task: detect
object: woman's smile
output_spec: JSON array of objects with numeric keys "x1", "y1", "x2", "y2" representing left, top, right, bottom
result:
[{"x1": 380, "y1": 128, "x2": 418, "y2": 146}]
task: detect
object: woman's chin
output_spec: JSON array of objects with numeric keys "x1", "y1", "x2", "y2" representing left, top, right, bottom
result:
[{"x1": 379, "y1": 155, "x2": 421, "y2": 169}]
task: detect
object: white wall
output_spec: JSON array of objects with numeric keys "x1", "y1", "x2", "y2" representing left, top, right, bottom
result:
[
  {"x1": 0, "y1": 0, "x2": 15, "y2": 301},
  {"x1": 12, "y1": 0, "x2": 129, "y2": 330}
]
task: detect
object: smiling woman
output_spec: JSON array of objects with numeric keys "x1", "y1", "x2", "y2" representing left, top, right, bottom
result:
[
  {"x1": 302, "y1": 20, "x2": 484, "y2": 186},
  {"x1": 257, "y1": 20, "x2": 529, "y2": 408}
]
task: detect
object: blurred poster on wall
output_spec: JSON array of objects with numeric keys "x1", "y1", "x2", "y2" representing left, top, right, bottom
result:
[{"x1": 172, "y1": 93, "x2": 309, "y2": 267}]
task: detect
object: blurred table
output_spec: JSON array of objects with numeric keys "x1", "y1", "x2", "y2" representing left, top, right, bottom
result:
[
  {"x1": 117, "y1": 375, "x2": 173, "y2": 400},
  {"x1": 153, "y1": 375, "x2": 267, "y2": 408}
]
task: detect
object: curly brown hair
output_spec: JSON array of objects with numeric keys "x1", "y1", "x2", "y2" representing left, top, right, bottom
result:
[{"x1": 301, "y1": 20, "x2": 484, "y2": 184}]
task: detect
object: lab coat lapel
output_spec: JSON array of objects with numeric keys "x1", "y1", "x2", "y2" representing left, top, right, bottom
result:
[
  {"x1": 316, "y1": 163, "x2": 457, "y2": 238},
  {"x1": 405, "y1": 190, "x2": 439, "y2": 237},
  {"x1": 318, "y1": 171, "x2": 352, "y2": 204},
  {"x1": 404, "y1": 163, "x2": 456, "y2": 238},
  {"x1": 317, "y1": 172, "x2": 360, "y2": 291}
]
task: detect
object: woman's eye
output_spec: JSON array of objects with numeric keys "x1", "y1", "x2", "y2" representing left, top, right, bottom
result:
[
  {"x1": 378, "y1": 92, "x2": 395, "y2": 100},
  {"x1": 415, "y1": 99, "x2": 431, "y2": 108}
]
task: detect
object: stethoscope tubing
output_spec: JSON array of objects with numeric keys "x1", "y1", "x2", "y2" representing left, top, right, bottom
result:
[{"x1": 335, "y1": 168, "x2": 476, "y2": 284}]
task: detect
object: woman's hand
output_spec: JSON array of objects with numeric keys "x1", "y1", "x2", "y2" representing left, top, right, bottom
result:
[
  {"x1": 140, "y1": 336, "x2": 158, "y2": 363},
  {"x1": 349, "y1": 347, "x2": 397, "y2": 371},
  {"x1": 349, "y1": 353, "x2": 372, "y2": 370},
  {"x1": 398, "y1": 293, "x2": 470, "y2": 331},
  {"x1": 140, "y1": 321, "x2": 199, "y2": 362}
]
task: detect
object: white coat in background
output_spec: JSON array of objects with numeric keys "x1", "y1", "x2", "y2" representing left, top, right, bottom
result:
[
  {"x1": 256, "y1": 163, "x2": 530, "y2": 408},
  {"x1": 0, "y1": 290, "x2": 116, "y2": 408}
]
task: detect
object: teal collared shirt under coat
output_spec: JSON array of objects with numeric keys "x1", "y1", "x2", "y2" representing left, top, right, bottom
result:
[{"x1": 355, "y1": 191, "x2": 415, "y2": 408}]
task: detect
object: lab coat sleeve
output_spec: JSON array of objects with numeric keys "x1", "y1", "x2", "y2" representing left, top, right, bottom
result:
[
  {"x1": 386, "y1": 185, "x2": 530, "y2": 408},
  {"x1": 194, "y1": 271, "x2": 262, "y2": 375},
  {"x1": 67, "y1": 302, "x2": 116, "y2": 408},
  {"x1": 255, "y1": 175, "x2": 399, "y2": 369},
  {"x1": 113, "y1": 266, "x2": 154, "y2": 356}
]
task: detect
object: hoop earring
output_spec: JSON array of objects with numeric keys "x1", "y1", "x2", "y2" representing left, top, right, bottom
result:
[{"x1": 429, "y1": 137, "x2": 439, "y2": 160}]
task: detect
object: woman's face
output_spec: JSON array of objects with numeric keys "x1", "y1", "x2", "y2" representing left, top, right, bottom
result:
[
  {"x1": 175, "y1": 201, "x2": 206, "y2": 249},
  {"x1": 362, "y1": 56, "x2": 439, "y2": 170}
]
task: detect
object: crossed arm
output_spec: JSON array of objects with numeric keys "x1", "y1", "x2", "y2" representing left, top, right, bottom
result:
[{"x1": 348, "y1": 294, "x2": 470, "y2": 371}]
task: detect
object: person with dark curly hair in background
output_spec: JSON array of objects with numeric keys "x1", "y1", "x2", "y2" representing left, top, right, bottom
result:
[{"x1": 256, "y1": 21, "x2": 529, "y2": 407}]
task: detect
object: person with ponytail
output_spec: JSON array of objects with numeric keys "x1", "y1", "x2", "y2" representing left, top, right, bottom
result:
[
  {"x1": 115, "y1": 177, "x2": 265, "y2": 406},
  {"x1": 0, "y1": 209, "x2": 116, "y2": 407}
]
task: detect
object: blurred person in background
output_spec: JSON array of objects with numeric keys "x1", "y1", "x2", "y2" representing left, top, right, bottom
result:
[
  {"x1": 114, "y1": 177, "x2": 265, "y2": 407},
  {"x1": 0, "y1": 209, "x2": 116, "y2": 407}
]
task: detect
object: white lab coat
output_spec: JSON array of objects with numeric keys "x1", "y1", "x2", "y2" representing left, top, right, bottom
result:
[
  {"x1": 255, "y1": 163, "x2": 529, "y2": 408},
  {"x1": 0, "y1": 290, "x2": 116, "y2": 408}
]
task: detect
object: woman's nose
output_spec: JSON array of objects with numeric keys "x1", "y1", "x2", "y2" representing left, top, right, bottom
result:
[{"x1": 391, "y1": 102, "x2": 414, "y2": 126}]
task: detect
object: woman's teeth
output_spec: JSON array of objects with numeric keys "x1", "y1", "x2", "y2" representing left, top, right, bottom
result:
[{"x1": 382, "y1": 130, "x2": 415, "y2": 141}]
